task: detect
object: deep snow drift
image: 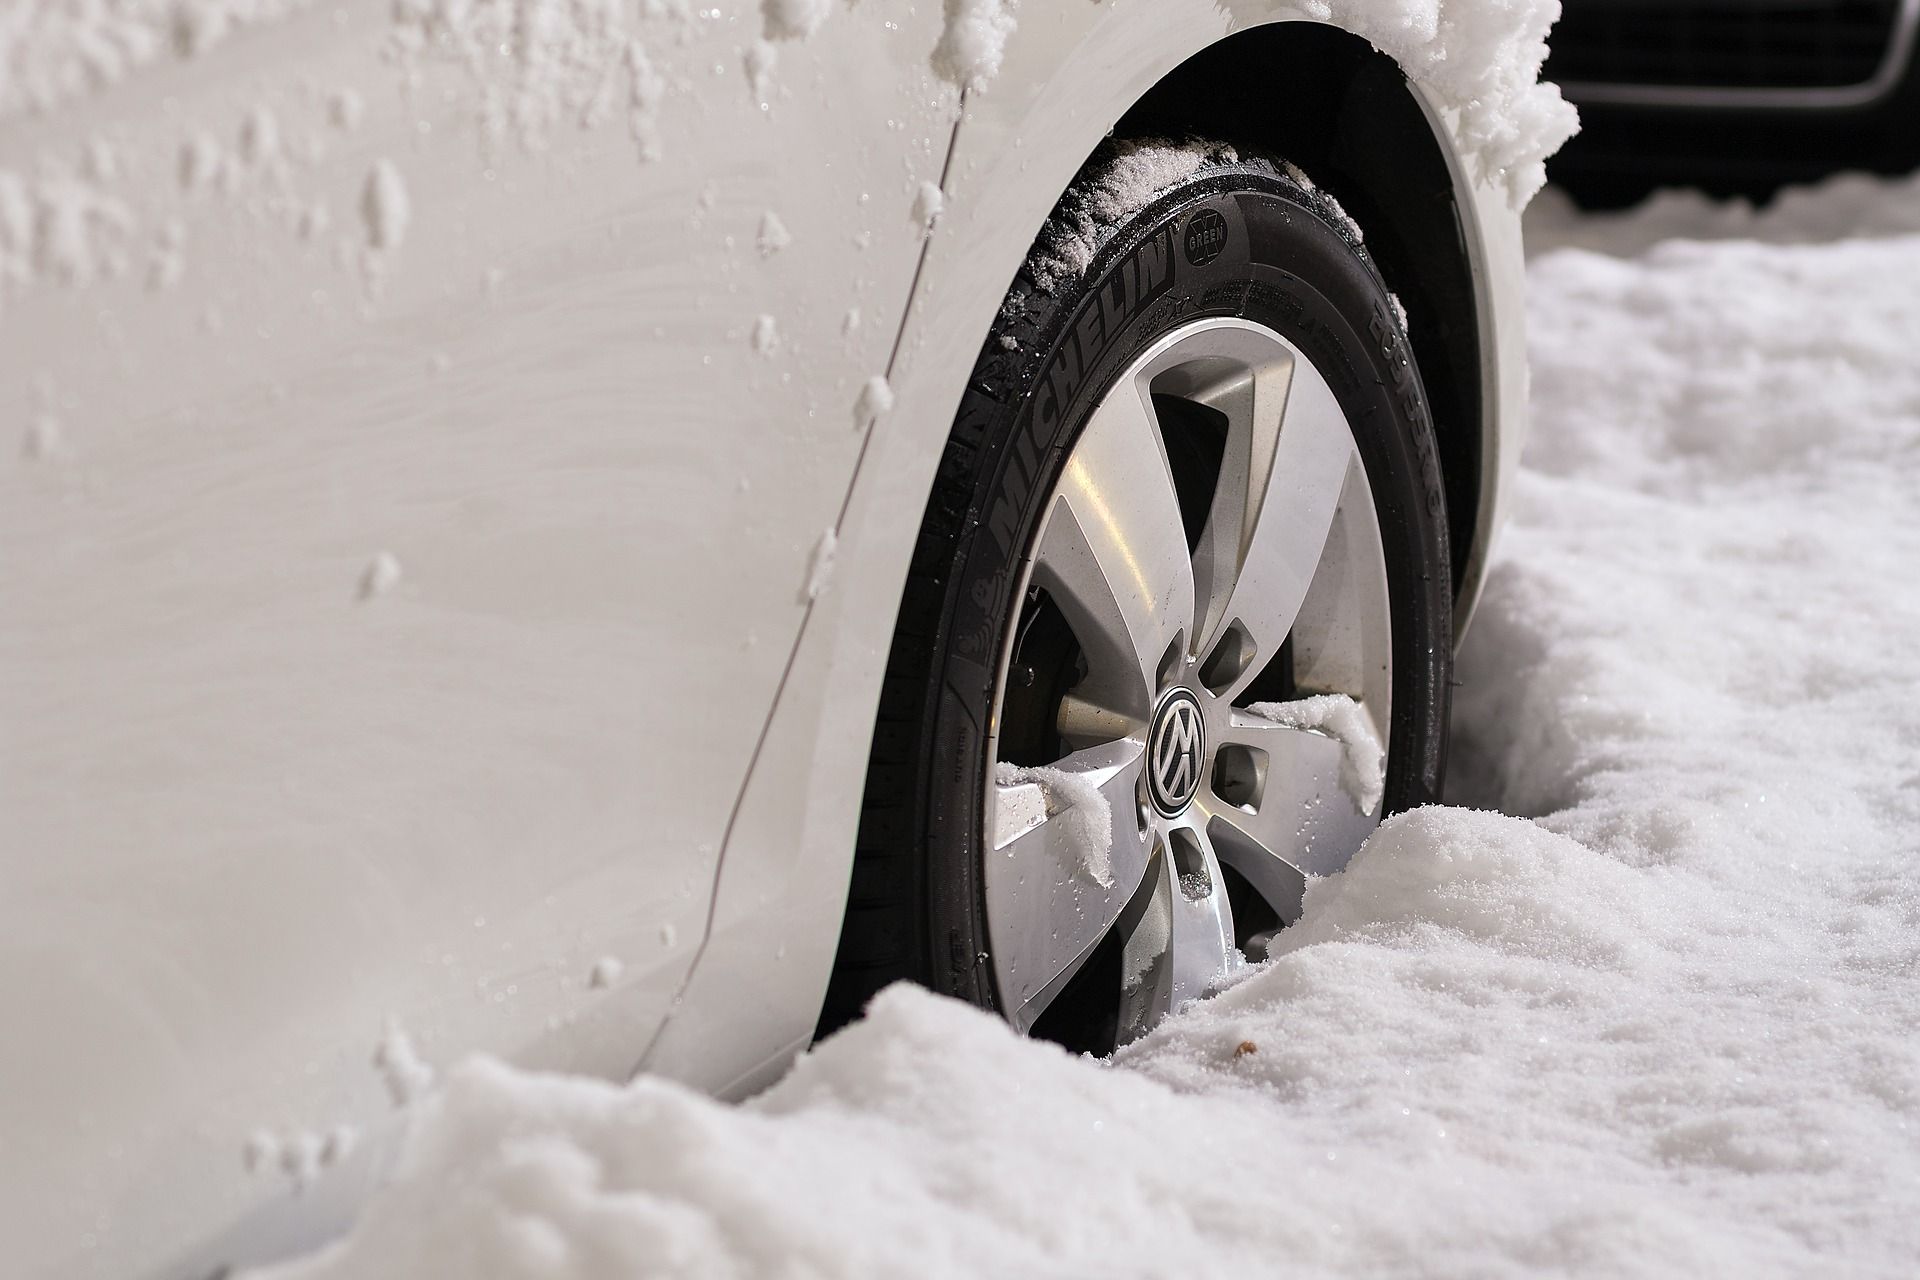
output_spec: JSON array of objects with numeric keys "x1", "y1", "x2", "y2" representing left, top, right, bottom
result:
[{"x1": 252, "y1": 175, "x2": 1920, "y2": 1278}]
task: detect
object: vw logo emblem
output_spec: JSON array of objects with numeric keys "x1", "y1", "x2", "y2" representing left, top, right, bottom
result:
[{"x1": 1147, "y1": 689, "x2": 1206, "y2": 817}]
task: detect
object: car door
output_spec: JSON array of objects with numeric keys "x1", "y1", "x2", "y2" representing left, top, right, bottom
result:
[{"x1": 0, "y1": 3, "x2": 956, "y2": 1275}]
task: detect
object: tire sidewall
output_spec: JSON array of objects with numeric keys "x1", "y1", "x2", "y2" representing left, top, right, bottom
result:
[{"x1": 923, "y1": 169, "x2": 1451, "y2": 1006}]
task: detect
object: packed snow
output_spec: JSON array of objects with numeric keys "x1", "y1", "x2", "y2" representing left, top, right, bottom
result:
[
  {"x1": 750, "y1": 313, "x2": 780, "y2": 355},
  {"x1": 929, "y1": 0, "x2": 1019, "y2": 92},
  {"x1": 851, "y1": 373, "x2": 893, "y2": 430},
  {"x1": 248, "y1": 172, "x2": 1920, "y2": 1278},
  {"x1": 803, "y1": 526, "x2": 838, "y2": 602},
  {"x1": 910, "y1": 179, "x2": 946, "y2": 234},
  {"x1": 370, "y1": 1020, "x2": 435, "y2": 1108},
  {"x1": 355, "y1": 551, "x2": 404, "y2": 602},
  {"x1": 358, "y1": 160, "x2": 410, "y2": 253},
  {"x1": 756, "y1": 211, "x2": 792, "y2": 258},
  {"x1": 1247, "y1": 694, "x2": 1387, "y2": 815},
  {"x1": 995, "y1": 759, "x2": 1117, "y2": 888}
]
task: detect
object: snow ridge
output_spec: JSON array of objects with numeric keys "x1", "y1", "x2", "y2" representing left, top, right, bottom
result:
[
  {"x1": 994, "y1": 760, "x2": 1114, "y2": 888},
  {"x1": 1246, "y1": 695, "x2": 1386, "y2": 814}
]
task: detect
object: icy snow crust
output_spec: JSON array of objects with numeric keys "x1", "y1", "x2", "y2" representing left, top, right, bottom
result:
[{"x1": 252, "y1": 175, "x2": 1920, "y2": 1277}]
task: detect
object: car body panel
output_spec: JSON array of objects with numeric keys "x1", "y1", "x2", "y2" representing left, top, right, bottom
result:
[{"x1": 1, "y1": 3, "x2": 952, "y2": 1275}]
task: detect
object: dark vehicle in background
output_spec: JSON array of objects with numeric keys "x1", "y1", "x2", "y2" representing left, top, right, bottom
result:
[{"x1": 1547, "y1": 0, "x2": 1920, "y2": 206}]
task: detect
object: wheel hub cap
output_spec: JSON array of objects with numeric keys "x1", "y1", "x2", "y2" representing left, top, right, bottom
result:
[
  {"x1": 1147, "y1": 689, "x2": 1205, "y2": 817},
  {"x1": 981, "y1": 316, "x2": 1395, "y2": 1050}
]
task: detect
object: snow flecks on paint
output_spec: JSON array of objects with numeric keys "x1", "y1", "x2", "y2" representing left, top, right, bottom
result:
[
  {"x1": 744, "y1": 39, "x2": 778, "y2": 103},
  {"x1": 853, "y1": 374, "x2": 893, "y2": 430},
  {"x1": 21, "y1": 413, "x2": 67, "y2": 461},
  {"x1": 659, "y1": 922, "x2": 678, "y2": 948},
  {"x1": 13, "y1": 177, "x2": 136, "y2": 288},
  {"x1": 239, "y1": 106, "x2": 282, "y2": 170},
  {"x1": 388, "y1": 0, "x2": 640, "y2": 149},
  {"x1": 296, "y1": 204, "x2": 330, "y2": 242},
  {"x1": 279, "y1": 1130, "x2": 325, "y2": 1191},
  {"x1": 588, "y1": 956, "x2": 624, "y2": 989},
  {"x1": 0, "y1": 0, "x2": 316, "y2": 119},
  {"x1": 757, "y1": 210, "x2": 791, "y2": 258},
  {"x1": 627, "y1": 40, "x2": 666, "y2": 162},
  {"x1": 931, "y1": 0, "x2": 1018, "y2": 92},
  {"x1": 0, "y1": 172, "x2": 26, "y2": 272},
  {"x1": 841, "y1": 305, "x2": 860, "y2": 336},
  {"x1": 178, "y1": 133, "x2": 224, "y2": 192},
  {"x1": 244, "y1": 1124, "x2": 358, "y2": 1189},
  {"x1": 357, "y1": 551, "x2": 403, "y2": 601},
  {"x1": 761, "y1": 0, "x2": 832, "y2": 41},
  {"x1": 751, "y1": 313, "x2": 779, "y2": 355},
  {"x1": 804, "y1": 526, "x2": 838, "y2": 602},
  {"x1": 360, "y1": 160, "x2": 410, "y2": 253},
  {"x1": 82, "y1": 137, "x2": 118, "y2": 183},
  {"x1": 328, "y1": 88, "x2": 365, "y2": 132},
  {"x1": 373, "y1": 1020, "x2": 435, "y2": 1107},
  {"x1": 910, "y1": 180, "x2": 945, "y2": 234},
  {"x1": 148, "y1": 218, "x2": 186, "y2": 290},
  {"x1": 242, "y1": 1129, "x2": 279, "y2": 1175}
]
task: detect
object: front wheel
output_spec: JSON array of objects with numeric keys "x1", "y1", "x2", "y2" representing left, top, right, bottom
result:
[{"x1": 823, "y1": 144, "x2": 1451, "y2": 1056}]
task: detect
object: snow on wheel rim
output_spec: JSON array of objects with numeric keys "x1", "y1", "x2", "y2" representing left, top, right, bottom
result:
[{"x1": 982, "y1": 317, "x2": 1393, "y2": 1045}]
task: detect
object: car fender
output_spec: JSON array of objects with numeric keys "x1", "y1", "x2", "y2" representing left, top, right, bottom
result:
[{"x1": 643, "y1": 0, "x2": 1530, "y2": 1091}]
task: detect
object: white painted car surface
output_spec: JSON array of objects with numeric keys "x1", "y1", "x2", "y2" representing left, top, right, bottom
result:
[{"x1": 0, "y1": 3, "x2": 1540, "y2": 1277}]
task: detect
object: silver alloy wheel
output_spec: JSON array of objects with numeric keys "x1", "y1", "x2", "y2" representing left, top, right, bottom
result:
[{"x1": 983, "y1": 317, "x2": 1393, "y2": 1042}]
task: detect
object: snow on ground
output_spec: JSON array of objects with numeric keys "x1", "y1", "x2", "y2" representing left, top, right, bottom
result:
[{"x1": 251, "y1": 174, "x2": 1920, "y2": 1279}]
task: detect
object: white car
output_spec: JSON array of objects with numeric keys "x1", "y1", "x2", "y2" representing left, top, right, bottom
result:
[{"x1": 1, "y1": 2, "x2": 1555, "y2": 1276}]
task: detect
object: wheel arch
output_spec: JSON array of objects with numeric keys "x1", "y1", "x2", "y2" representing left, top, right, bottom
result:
[
  {"x1": 1113, "y1": 23, "x2": 1490, "y2": 607},
  {"x1": 638, "y1": 7, "x2": 1529, "y2": 1091}
]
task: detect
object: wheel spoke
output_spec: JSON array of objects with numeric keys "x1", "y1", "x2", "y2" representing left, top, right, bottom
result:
[
  {"x1": 1032, "y1": 381, "x2": 1196, "y2": 716},
  {"x1": 1116, "y1": 821, "x2": 1236, "y2": 1041},
  {"x1": 1164, "y1": 822, "x2": 1237, "y2": 1008},
  {"x1": 1202, "y1": 707, "x2": 1381, "y2": 920},
  {"x1": 987, "y1": 739, "x2": 1153, "y2": 1032},
  {"x1": 1193, "y1": 364, "x2": 1358, "y2": 700}
]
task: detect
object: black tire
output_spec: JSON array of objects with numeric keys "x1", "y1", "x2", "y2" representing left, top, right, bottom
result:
[{"x1": 818, "y1": 143, "x2": 1451, "y2": 1039}]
